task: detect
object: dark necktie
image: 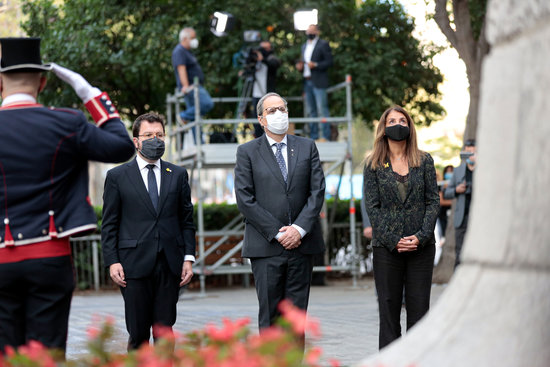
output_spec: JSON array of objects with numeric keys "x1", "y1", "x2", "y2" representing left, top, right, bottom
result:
[
  {"x1": 146, "y1": 164, "x2": 159, "y2": 211},
  {"x1": 274, "y1": 142, "x2": 288, "y2": 182}
]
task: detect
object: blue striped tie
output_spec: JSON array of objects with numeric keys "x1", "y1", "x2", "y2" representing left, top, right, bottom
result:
[{"x1": 274, "y1": 143, "x2": 287, "y2": 182}]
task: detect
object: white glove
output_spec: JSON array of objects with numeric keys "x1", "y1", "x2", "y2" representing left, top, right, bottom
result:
[{"x1": 50, "y1": 63, "x2": 101, "y2": 103}]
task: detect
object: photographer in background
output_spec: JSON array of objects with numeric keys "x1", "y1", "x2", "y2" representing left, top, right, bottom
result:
[
  {"x1": 444, "y1": 139, "x2": 476, "y2": 268},
  {"x1": 249, "y1": 41, "x2": 280, "y2": 138}
]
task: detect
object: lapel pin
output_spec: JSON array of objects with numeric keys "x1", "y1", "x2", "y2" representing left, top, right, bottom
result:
[
  {"x1": 384, "y1": 162, "x2": 389, "y2": 168},
  {"x1": 166, "y1": 168, "x2": 172, "y2": 172}
]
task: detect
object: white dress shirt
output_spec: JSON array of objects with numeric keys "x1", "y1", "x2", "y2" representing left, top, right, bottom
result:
[
  {"x1": 303, "y1": 37, "x2": 318, "y2": 78},
  {"x1": 135, "y1": 155, "x2": 195, "y2": 262},
  {"x1": 1, "y1": 93, "x2": 37, "y2": 106},
  {"x1": 136, "y1": 155, "x2": 161, "y2": 195},
  {"x1": 264, "y1": 135, "x2": 306, "y2": 239}
]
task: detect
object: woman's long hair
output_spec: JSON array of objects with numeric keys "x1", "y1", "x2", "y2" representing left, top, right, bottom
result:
[{"x1": 366, "y1": 105, "x2": 423, "y2": 169}]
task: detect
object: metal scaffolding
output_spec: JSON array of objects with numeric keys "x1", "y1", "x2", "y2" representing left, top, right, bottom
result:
[{"x1": 166, "y1": 75, "x2": 359, "y2": 295}]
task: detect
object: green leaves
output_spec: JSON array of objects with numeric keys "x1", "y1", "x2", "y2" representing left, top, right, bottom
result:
[{"x1": 21, "y1": 0, "x2": 443, "y2": 126}]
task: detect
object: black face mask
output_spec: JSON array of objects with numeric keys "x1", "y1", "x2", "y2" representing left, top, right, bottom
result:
[
  {"x1": 307, "y1": 34, "x2": 316, "y2": 40},
  {"x1": 385, "y1": 125, "x2": 410, "y2": 141},
  {"x1": 139, "y1": 137, "x2": 165, "y2": 160}
]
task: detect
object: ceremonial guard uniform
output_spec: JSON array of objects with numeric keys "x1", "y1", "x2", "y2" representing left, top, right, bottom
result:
[{"x1": 0, "y1": 38, "x2": 135, "y2": 354}]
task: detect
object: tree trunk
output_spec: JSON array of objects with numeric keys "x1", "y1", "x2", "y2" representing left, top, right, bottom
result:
[{"x1": 434, "y1": 0, "x2": 490, "y2": 143}]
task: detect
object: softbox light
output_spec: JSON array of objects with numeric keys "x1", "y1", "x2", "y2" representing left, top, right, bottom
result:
[
  {"x1": 293, "y1": 9, "x2": 318, "y2": 31},
  {"x1": 210, "y1": 11, "x2": 235, "y2": 37}
]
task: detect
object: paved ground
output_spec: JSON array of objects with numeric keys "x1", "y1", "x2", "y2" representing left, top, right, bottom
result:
[{"x1": 68, "y1": 277, "x2": 447, "y2": 366}]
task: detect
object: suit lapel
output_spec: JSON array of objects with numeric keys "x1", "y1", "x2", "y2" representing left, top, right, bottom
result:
[
  {"x1": 286, "y1": 135, "x2": 299, "y2": 187},
  {"x1": 157, "y1": 160, "x2": 174, "y2": 213},
  {"x1": 258, "y1": 136, "x2": 287, "y2": 188},
  {"x1": 125, "y1": 158, "x2": 157, "y2": 217}
]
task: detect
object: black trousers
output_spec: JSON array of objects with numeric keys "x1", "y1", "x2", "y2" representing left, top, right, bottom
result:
[
  {"x1": 120, "y1": 251, "x2": 180, "y2": 350},
  {"x1": 250, "y1": 250, "x2": 314, "y2": 329},
  {"x1": 373, "y1": 244, "x2": 435, "y2": 350},
  {"x1": 0, "y1": 255, "x2": 75, "y2": 353}
]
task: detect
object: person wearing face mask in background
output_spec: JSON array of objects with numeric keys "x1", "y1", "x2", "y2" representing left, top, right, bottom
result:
[
  {"x1": 250, "y1": 40, "x2": 281, "y2": 138},
  {"x1": 363, "y1": 105, "x2": 439, "y2": 349},
  {"x1": 234, "y1": 93, "x2": 325, "y2": 350},
  {"x1": 437, "y1": 165, "x2": 454, "y2": 246},
  {"x1": 172, "y1": 27, "x2": 214, "y2": 146},
  {"x1": 101, "y1": 113, "x2": 196, "y2": 350},
  {"x1": 444, "y1": 139, "x2": 476, "y2": 268},
  {"x1": 296, "y1": 24, "x2": 333, "y2": 142}
]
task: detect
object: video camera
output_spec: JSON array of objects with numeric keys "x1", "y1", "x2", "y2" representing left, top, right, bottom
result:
[{"x1": 239, "y1": 30, "x2": 262, "y2": 77}]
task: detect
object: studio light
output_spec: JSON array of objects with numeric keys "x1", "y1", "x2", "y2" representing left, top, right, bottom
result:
[
  {"x1": 210, "y1": 11, "x2": 235, "y2": 37},
  {"x1": 293, "y1": 9, "x2": 318, "y2": 31}
]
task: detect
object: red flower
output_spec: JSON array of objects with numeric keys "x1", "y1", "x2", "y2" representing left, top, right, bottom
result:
[
  {"x1": 305, "y1": 346, "x2": 322, "y2": 365},
  {"x1": 87, "y1": 325, "x2": 101, "y2": 340},
  {"x1": 278, "y1": 299, "x2": 321, "y2": 337},
  {"x1": 205, "y1": 317, "x2": 249, "y2": 342},
  {"x1": 15, "y1": 340, "x2": 56, "y2": 367}
]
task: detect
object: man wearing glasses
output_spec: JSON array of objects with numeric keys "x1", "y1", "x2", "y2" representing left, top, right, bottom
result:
[
  {"x1": 101, "y1": 113, "x2": 196, "y2": 350},
  {"x1": 234, "y1": 93, "x2": 326, "y2": 347}
]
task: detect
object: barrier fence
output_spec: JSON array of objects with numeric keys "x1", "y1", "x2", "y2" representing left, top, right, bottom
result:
[{"x1": 70, "y1": 223, "x2": 371, "y2": 291}]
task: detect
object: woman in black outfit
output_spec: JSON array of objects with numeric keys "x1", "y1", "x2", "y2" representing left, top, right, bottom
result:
[{"x1": 363, "y1": 105, "x2": 439, "y2": 349}]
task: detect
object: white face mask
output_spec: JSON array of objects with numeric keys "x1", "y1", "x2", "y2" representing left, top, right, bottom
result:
[
  {"x1": 265, "y1": 110, "x2": 289, "y2": 135},
  {"x1": 190, "y1": 38, "x2": 199, "y2": 49}
]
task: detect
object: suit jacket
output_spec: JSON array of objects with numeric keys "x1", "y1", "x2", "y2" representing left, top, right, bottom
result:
[
  {"x1": 234, "y1": 135, "x2": 326, "y2": 258},
  {"x1": 363, "y1": 153, "x2": 439, "y2": 252},
  {"x1": 301, "y1": 38, "x2": 333, "y2": 89},
  {"x1": 0, "y1": 103, "x2": 134, "y2": 250},
  {"x1": 443, "y1": 162, "x2": 472, "y2": 228},
  {"x1": 101, "y1": 158, "x2": 196, "y2": 278}
]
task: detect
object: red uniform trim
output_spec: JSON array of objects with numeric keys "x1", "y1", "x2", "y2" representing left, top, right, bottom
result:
[
  {"x1": 0, "y1": 103, "x2": 43, "y2": 110},
  {"x1": 0, "y1": 238, "x2": 71, "y2": 264}
]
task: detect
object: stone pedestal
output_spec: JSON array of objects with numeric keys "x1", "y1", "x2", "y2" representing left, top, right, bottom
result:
[{"x1": 359, "y1": 1, "x2": 550, "y2": 366}]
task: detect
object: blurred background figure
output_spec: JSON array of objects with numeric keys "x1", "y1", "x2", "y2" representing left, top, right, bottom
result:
[
  {"x1": 296, "y1": 24, "x2": 333, "y2": 142},
  {"x1": 444, "y1": 140, "x2": 476, "y2": 268},
  {"x1": 249, "y1": 40, "x2": 281, "y2": 138}
]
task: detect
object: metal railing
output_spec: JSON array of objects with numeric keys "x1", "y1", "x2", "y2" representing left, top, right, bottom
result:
[
  {"x1": 70, "y1": 222, "x2": 370, "y2": 291},
  {"x1": 164, "y1": 75, "x2": 357, "y2": 294}
]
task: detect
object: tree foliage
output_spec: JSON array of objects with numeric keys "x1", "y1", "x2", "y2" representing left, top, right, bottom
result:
[
  {"x1": 434, "y1": 0, "x2": 489, "y2": 141},
  {"x1": 21, "y1": 0, "x2": 443, "y2": 126}
]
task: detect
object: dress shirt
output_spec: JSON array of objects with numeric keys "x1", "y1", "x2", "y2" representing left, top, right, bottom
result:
[
  {"x1": 303, "y1": 37, "x2": 318, "y2": 78},
  {"x1": 136, "y1": 155, "x2": 161, "y2": 195},
  {"x1": 264, "y1": 134, "x2": 306, "y2": 239},
  {"x1": 1, "y1": 93, "x2": 36, "y2": 106},
  {"x1": 135, "y1": 155, "x2": 195, "y2": 262}
]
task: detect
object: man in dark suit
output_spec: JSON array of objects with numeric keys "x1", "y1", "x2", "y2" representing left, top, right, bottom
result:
[
  {"x1": 234, "y1": 92, "x2": 326, "y2": 336},
  {"x1": 444, "y1": 139, "x2": 476, "y2": 268},
  {"x1": 296, "y1": 24, "x2": 333, "y2": 141},
  {"x1": 101, "y1": 113, "x2": 195, "y2": 350},
  {"x1": 0, "y1": 38, "x2": 135, "y2": 356}
]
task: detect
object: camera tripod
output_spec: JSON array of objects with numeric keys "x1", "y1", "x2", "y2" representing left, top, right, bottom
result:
[{"x1": 236, "y1": 70, "x2": 256, "y2": 118}]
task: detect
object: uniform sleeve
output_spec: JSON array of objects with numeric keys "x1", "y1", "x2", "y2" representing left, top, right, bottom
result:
[{"x1": 76, "y1": 112, "x2": 135, "y2": 163}]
